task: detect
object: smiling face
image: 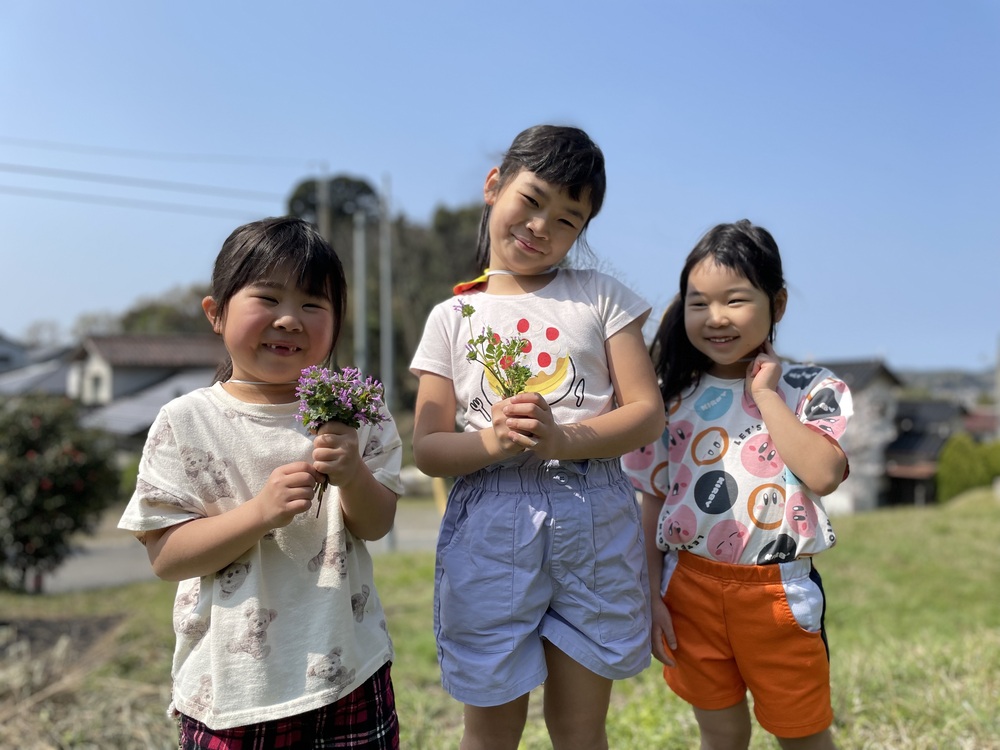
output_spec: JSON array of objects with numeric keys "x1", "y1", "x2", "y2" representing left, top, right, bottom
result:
[
  {"x1": 483, "y1": 168, "x2": 591, "y2": 276},
  {"x1": 684, "y1": 258, "x2": 786, "y2": 378},
  {"x1": 203, "y1": 268, "x2": 335, "y2": 396}
]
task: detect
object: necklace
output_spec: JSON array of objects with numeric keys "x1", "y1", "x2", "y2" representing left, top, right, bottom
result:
[{"x1": 226, "y1": 379, "x2": 298, "y2": 386}]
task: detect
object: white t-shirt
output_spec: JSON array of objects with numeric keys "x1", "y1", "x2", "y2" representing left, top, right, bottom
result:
[
  {"x1": 118, "y1": 382, "x2": 404, "y2": 730},
  {"x1": 623, "y1": 365, "x2": 852, "y2": 565},
  {"x1": 410, "y1": 268, "x2": 650, "y2": 461}
]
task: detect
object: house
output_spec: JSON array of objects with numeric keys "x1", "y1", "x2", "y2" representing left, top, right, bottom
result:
[
  {"x1": 883, "y1": 400, "x2": 967, "y2": 506},
  {"x1": 67, "y1": 334, "x2": 225, "y2": 406},
  {"x1": 816, "y1": 359, "x2": 904, "y2": 514},
  {"x1": 0, "y1": 344, "x2": 75, "y2": 396},
  {"x1": 0, "y1": 333, "x2": 30, "y2": 374}
]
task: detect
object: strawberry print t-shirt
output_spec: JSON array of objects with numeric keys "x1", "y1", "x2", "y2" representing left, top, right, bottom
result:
[
  {"x1": 410, "y1": 268, "x2": 650, "y2": 466},
  {"x1": 623, "y1": 365, "x2": 852, "y2": 565}
]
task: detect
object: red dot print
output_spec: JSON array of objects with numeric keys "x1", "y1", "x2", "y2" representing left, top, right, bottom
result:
[
  {"x1": 517, "y1": 319, "x2": 530, "y2": 333},
  {"x1": 546, "y1": 327, "x2": 560, "y2": 341},
  {"x1": 522, "y1": 342, "x2": 532, "y2": 353},
  {"x1": 538, "y1": 352, "x2": 552, "y2": 368}
]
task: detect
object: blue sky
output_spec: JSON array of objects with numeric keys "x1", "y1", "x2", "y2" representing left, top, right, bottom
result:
[{"x1": 2, "y1": 1, "x2": 997, "y2": 372}]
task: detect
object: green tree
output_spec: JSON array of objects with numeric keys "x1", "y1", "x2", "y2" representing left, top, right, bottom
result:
[
  {"x1": 0, "y1": 395, "x2": 120, "y2": 593},
  {"x1": 120, "y1": 283, "x2": 212, "y2": 334},
  {"x1": 937, "y1": 432, "x2": 992, "y2": 502}
]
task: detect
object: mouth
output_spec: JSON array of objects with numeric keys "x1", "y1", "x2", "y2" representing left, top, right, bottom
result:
[
  {"x1": 706, "y1": 336, "x2": 737, "y2": 344},
  {"x1": 263, "y1": 343, "x2": 301, "y2": 354}
]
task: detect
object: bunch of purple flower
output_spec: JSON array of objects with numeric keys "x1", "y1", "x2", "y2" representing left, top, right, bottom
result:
[
  {"x1": 296, "y1": 365, "x2": 386, "y2": 433},
  {"x1": 295, "y1": 365, "x2": 387, "y2": 515}
]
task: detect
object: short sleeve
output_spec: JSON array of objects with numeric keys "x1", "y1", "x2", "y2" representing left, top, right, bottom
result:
[
  {"x1": 797, "y1": 370, "x2": 853, "y2": 444},
  {"x1": 359, "y1": 409, "x2": 405, "y2": 496}
]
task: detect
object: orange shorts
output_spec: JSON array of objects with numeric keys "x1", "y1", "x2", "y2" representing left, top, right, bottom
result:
[{"x1": 660, "y1": 551, "x2": 833, "y2": 738}]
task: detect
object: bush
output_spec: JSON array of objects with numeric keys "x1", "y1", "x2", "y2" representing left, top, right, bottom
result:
[
  {"x1": 0, "y1": 395, "x2": 120, "y2": 592},
  {"x1": 937, "y1": 432, "x2": 1000, "y2": 502}
]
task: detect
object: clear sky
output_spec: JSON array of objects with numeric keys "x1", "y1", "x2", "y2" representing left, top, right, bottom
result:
[{"x1": 2, "y1": 0, "x2": 997, "y2": 372}]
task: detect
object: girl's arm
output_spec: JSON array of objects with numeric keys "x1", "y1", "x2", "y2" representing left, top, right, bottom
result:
[
  {"x1": 312, "y1": 421, "x2": 398, "y2": 540},
  {"x1": 642, "y1": 491, "x2": 676, "y2": 666},
  {"x1": 749, "y1": 342, "x2": 848, "y2": 496},
  {"x1": 142, "y1": 461, "x2": 321, "y2": 581},
  {"x1": 411, "y1": 371, "x2": 525, "y2": 477},
  {"x1": 503, "y1": 318, "x2": 666, "y2": 460}
]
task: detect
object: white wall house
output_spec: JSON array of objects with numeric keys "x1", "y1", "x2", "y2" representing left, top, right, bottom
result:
[{"x1": 818, "y1": 360, "x2": 903, "y2": 514}]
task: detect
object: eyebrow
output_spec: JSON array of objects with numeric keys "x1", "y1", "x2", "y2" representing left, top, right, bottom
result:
[{"x1": 524, "y1": 180, "x2": 588, "y2": 222}]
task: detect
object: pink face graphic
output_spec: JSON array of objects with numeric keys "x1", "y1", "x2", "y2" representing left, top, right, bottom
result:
[
  {"x1": 808, "y1": 416, "x2": 848, "y2": 441},
  {"x1": 747, "y1": 483, "x2": 786, "y2": 530},
  {"x1": 660, "y1": 505, "x2": 698, "y2": 546},
  {"x1": 623, "y1": 443, "x2": 656, "y2": 472},
  {"x1": 691, "y1": 426, "x2": 728, "y2": 466},
  {"x1": 740, "y1": 433, "x2": 785, "y2": 478},
  {"x1": 706, "y1": 519, "x2": 748, "y2": 563},
  {"x1": 785, "y1": 492, "x2": 819, "y2": 538},
  {"x1": 667, "y1": 420, "x2": 694, "y2": 464},
  {"x1": 666, "y1": 464, "x2": 692, "y2": 506}
]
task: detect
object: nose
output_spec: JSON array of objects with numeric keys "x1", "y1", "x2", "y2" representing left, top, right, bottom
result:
[
  {"x1": 707, "y1": 304, "x2": 730, "y2": 327},
  {"x1": 274, "y1": 307, "x2": 303, "y2": 331},
  {"x1": 526, "y1": 211, "x2": 548, "y2": 238}
]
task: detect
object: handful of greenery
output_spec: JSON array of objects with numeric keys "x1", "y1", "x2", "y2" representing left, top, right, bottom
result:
[
  {"x1": 456, "y1": 301, "x2": 534, "y2": 399},
  {"x1": 296, "y1": 365, "x2": 386, "y2": 515}
]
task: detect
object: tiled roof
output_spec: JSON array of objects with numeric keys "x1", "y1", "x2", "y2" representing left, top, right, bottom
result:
[
  {"x1": 816, "y1": 359, "x2": 903, "y2": 391},
  {"x1": 81, "y1": 368, "x2": 217, "y2": 436},
  {"x1": 76, "y1": 334, "x2": 226, "y2": 368}
]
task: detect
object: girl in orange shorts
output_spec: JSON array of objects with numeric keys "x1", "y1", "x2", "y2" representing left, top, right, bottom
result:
[{"x1": 623, "y1": 220, "x2": 851, "y2": 750}]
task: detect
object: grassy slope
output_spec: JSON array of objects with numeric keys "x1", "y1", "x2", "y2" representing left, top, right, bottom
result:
[{"x1": 1, "y1": 490, "x2": 997, "y2": 749}]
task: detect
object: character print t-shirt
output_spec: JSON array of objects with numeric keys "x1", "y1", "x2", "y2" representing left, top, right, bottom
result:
[
  {"x1": 410, "y1": 268, "x2": 650, "y2": 466},
  {"x1": 118, "y1": 382, "x2": 404, "y2": 730},
  {"x1": 623, "y1": 365, "x2": 852, "y2": 566}
]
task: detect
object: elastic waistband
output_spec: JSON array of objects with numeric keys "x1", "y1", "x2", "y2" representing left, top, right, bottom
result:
[
  {"x1": 676, "y1": 550, "x2": 813, "y2": 584},
  {"x1": 458, "y1": 458, "x2": 626, "y2": 494}
]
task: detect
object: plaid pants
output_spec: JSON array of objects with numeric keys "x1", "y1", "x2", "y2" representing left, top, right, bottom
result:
[{"x1": 178, "y1": 662, "x2": 399, "y2": 749}]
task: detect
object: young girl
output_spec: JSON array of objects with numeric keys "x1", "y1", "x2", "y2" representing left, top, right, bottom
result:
[
  {"x1": 623, "y1": 220, "x2": 851, "y2": 750},
  {"x1": 119, "y1": 217, "x2": 404, "y2": 749},
  {"x1": 410, "y1": 125, "x2": 665, "y2": 749}
]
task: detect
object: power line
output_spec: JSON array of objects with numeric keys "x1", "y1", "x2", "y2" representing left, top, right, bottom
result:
[
  {"x1": 0, "y1": 135, "x2": 311, "y2": 167},
  {"x1": 0, "y1": 184, "x2": 264, "y2": 219},
  {"x1": 0, "y1": 162, "x2": 285, "y2": 201}
]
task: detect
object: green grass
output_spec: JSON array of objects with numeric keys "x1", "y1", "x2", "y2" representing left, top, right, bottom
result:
[{"x1": 2, "y1": 490, "x2": 998, "y2": 749}]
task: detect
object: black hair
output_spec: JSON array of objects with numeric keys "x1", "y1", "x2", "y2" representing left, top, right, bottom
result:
[
  {"x1": 475, "y1": 124, "x2": 606, "y2": 272},
  {"x1": 208, "y1": 216, "x2": 347, "y2": 382},
  {"x1": 651, "y1": 219, "x2": 786, "y2": 404}
]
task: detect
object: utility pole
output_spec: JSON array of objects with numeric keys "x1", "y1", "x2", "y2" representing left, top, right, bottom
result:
[
  {"x1": 315, "y1": 161, "x2": 330, "y2": 242},
  {"x1": 379, "y1": 174, "x2": 393, "y2": 411},
  {"x1": 353, "y1": 209, "x2": 367, "y2": 373}
]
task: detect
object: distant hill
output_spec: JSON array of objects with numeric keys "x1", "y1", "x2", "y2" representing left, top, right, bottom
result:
[{"x1": 897, "y1": 368, "x2": 995, "y2": 405}]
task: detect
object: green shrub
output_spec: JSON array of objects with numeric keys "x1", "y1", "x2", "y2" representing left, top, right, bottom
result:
[{"x1": 0, "y1": 395, "x2": 121, "y2": 592}]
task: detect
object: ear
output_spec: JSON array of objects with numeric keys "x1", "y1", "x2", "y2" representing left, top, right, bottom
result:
[
  {"x1": 483, "y1": 167, "x2": 501, "y2": 206},
  {"x1": 202, "y1": 296, "x2": 222, "y2": 333},
  {"x1": 773, "y1": 288, "x2": 788, "y2": 324}
]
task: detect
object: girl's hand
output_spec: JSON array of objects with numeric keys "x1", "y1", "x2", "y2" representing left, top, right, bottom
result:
[
  {"x1": 254, "y1": 462, "x2": 322, "y2": 528},
  {"x1": 313, "y1": 421, "x2": 362, "y2": 488},
  {"x1": 489, "y1": 398, "x2": 528, "y2": 457},
  {"x1": 747, "y1": 339, "x2": 783, "y2": 397},
  {"x1": 651, "y1": 594, "x2": 677, "y2": 667},
  {"x1": 502, "y1": 391, "x2": 565, "y2": 460}
]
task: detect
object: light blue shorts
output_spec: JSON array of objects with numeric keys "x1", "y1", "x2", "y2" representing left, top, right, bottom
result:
[{"x1": 434, "y1": 458, "x2": 652, "y2": 707}]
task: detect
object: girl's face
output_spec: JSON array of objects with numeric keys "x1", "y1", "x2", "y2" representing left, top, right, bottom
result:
[
  {"x1": 203, "y1": 270, "x2": 335, "y2": 396},
  {"x1": 684, "y1": 258, "x2": 785, "y2": 378},
  {"x1": 484, "y1": 167, "x2": 591, "y2": 275}
]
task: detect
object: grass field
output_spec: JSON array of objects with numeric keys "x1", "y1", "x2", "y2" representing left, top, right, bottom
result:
[{"x1": 1, "y1": 489, "x2": 997, "y2": 749}]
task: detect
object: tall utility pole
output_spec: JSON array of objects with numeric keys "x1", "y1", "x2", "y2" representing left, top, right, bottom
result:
[
  {"x1": 353, "y1": 209, "x2": 367, "y2": 373},
  {"x1": 315, "y1": 161, "x2": 331, "y2": 242},
  {"x1": 379, "y1": 174, "x2": 393, "y2": 411}
]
